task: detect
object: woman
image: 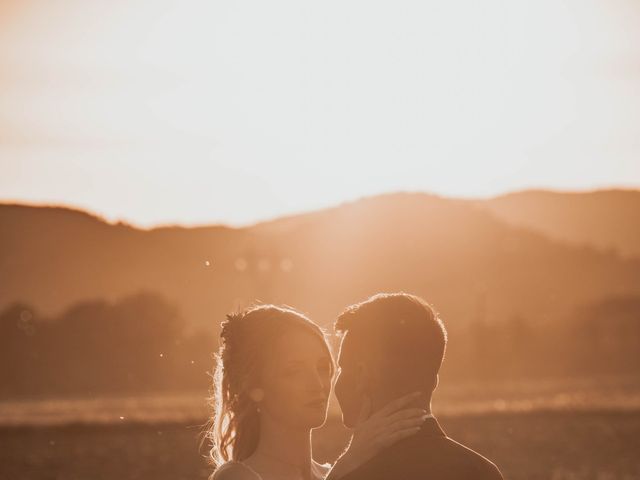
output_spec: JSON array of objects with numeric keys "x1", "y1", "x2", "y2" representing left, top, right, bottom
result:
[{"x1": 205, "y1": 304, "x2": 429, "y2": 480}]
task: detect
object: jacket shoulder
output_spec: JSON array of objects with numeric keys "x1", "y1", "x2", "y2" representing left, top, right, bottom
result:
[{"x1": 442, "y1": 437, "x2": 503, "y2": 479}]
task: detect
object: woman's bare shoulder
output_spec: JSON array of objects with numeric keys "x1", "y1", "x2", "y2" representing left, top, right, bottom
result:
[
  {"x1": 313, "y1": 460, "x2": 332, "y2": 478},
  {"x1": 212, "y1": 461, "x2": 262, "y2": 480}
]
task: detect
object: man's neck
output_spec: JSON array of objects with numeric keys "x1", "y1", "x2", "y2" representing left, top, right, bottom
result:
[{"x1": 370, "y1": 392, "x2": 433, "y2": 417}]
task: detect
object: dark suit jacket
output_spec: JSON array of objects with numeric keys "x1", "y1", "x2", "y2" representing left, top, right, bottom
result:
[{"x1": 340, "y1": 417, "x2": 503, "y2": 480}]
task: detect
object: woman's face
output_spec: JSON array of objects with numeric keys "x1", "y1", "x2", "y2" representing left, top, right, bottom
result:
[{"x1": 260, "y1": 329, "x2": 333, "y2": 430}]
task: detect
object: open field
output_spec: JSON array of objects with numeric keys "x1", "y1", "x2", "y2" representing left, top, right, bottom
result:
[{"x1": 2, "y1": 410, "x2": 640, "y2": 480}]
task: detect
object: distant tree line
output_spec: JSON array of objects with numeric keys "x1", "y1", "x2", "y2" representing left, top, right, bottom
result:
[
  {"x1": 0, "y1": 292, "x2": 215, "y2": 399},
  {"x1": 444, "y1": 295, "x2": 640, "y2": 381},
  {"x1": 1, "y1": 293, "x2": 639, "y2": 399}
]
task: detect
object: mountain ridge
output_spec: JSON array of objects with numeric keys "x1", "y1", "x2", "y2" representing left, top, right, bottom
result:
[{"x1": 2, "y1": 190, "x2": 638, "y2": 333}]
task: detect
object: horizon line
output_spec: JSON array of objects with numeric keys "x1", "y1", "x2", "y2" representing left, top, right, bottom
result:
[{"x1": 1, "y1": 185, "x2": 639, "y2": 231}]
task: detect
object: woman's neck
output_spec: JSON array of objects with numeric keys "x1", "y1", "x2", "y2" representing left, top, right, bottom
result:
[{"x1": 251, "y1": 412, "x2": 313, "y2": 479}]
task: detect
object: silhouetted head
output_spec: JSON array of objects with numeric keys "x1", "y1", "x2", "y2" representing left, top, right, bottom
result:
[
  {"x1": 334, "y1": 292, "x2": 447, "y2": 427},
  {"x1": 207, "y1": 304, "x2": 333, "y2": 468}
]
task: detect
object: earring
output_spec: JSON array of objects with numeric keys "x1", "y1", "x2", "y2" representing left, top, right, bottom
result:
[
  {"x1": 249, "y1": 388, "x2": 265, "y2": 402},
  {"x1": 250, "y1": 387, "x2": 264, "y2": 413}
]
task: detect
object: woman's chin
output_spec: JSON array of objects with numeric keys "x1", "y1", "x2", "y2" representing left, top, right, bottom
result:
[
  {"x1": 311, "y1": 412, "x2": 329, "y2": 429},
  {"x1": 279, "y1": 404, "x2": 330, "y2": 429}
]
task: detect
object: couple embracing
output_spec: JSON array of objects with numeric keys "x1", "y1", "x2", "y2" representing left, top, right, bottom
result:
[{"x1": 207, "y1": 292, "x2": 503, "y2": 480}]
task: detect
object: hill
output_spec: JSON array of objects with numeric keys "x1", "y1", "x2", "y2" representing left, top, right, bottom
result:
[
  {"x1": 2, "y1": 193, "x2": 639, "y2": 334},
  {"x1": 479, "y1": 189, "x2": 640, "y2": 258}
]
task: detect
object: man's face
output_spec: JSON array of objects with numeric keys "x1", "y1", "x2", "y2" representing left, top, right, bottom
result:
[{"x1": 334, "y1": 331, "x2": 367, "y2": 428}]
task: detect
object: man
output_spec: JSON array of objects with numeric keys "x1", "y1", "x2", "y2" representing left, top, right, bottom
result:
[{"x1": 333, "y1": 292, "x2": 503, "y2": 480}]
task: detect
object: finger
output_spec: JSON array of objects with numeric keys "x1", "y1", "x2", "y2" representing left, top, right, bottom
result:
[
  {"x1": 370, "y1": 391, "x2": 423, "y2": 419},
  {"x1": 378, "y1": 426, "x2": 422, "y2": 448},
  {"x1": 389, "y1": 417, "x2": 428, "y2": 431},
  {"x1": 355, "y1": 396, "x2": 372, "y2": 426},
  {"x1": 384, "y1": 408, "x2": 428, "y2": 424},
  {"x1": 378, "y1": 413, "x2": 428, "y2": 438}
]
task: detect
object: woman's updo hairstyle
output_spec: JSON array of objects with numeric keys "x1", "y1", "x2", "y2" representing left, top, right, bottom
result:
[{"x1": 206, "y1": 304, "x2": 332, "y2": 470}]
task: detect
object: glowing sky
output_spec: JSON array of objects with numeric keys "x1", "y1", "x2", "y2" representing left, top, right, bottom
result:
[{"x1": 1, "y1": 0, "x2": 639, "y2": 226}]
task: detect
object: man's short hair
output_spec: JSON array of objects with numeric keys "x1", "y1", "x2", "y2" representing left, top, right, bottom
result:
[{"x1": 335, "y1": 292, "x2": 447, "y2": 389}]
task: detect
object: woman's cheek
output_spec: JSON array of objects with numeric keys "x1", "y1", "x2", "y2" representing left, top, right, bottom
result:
[{"x1": 273, "y1": 377, "x2": 301, "y2": 406}]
